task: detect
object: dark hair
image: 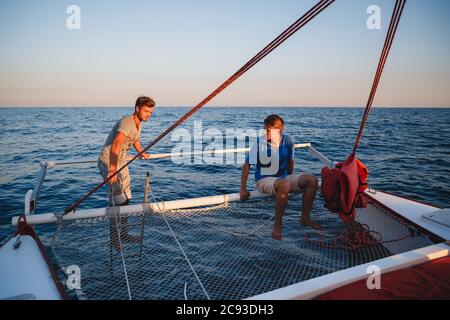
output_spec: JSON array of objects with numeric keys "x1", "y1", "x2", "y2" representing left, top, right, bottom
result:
[
  {"x1": 135, "y1": 96, "x2": 156, "y2": 110},
  {"x1": 264, "y1": 114, "x2": 284, "y2": 128}
]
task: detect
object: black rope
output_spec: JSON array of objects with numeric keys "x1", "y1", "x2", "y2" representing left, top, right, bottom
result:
[{"x1": 352, "y1": 0, "x2": 407, "y2": 154}]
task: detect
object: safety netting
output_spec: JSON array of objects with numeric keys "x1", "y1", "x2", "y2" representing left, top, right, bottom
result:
[
  {"x1": 37, "y1": 193, "x2": 435, "y2": 300},
  {"x1": 4, "y1": 0, "x2": 418, "y2": 300}
]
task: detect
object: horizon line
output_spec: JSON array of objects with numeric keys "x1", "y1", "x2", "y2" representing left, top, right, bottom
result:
[{"x1": 1, "y1": 105, "x2": 449, "y2": 109}]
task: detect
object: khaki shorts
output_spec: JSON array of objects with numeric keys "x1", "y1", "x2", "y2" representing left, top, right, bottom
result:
[
  {"x1": 98, "y1": 160, "x2": 132, "y2": 206},
  {"x1": 256, "y1": 173, "x2": 305, "y2": 195}
]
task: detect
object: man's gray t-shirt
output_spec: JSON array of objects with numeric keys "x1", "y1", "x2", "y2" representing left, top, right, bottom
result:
[{"x1": 99, "y1": 115, "x2": 142, "y2": 166}]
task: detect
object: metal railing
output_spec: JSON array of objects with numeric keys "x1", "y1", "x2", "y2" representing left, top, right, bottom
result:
[{"x1": 22, "y1": 143, "x2": 334, "y2": 218}]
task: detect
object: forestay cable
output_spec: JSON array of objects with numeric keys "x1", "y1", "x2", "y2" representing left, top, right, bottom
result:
[{"x1": 352, "y1": 0, "x2": 407, "y2": 154}]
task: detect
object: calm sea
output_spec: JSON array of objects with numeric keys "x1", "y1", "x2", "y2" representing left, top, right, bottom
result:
[{"x1": 0, "y1": 107, "x2": 449, "y2": 239}]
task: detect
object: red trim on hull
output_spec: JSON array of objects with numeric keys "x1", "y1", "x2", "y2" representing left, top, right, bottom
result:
[
  {"x1": 16, "y1": 216, "x2": 67, "y2": 300},
  {"x1": 316, "y1": 256, "x2": 450, "y2": 300}
]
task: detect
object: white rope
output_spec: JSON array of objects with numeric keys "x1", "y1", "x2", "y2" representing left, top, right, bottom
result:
[
  {"x1": 198, "y1": 211, "x2": 274, "y2": 237},
  {"x1": 110, "y1": 188, "x2": 133, "y2": 300},
  {"x1": 149, "y1": 185, "x2": 211, "y2": 300},
  {"x1": 166, "y1": 202, "x2": 230, "y2": 215},
  {"x1": 112, "y1": 212, "x2": 133, "y2": 300}
]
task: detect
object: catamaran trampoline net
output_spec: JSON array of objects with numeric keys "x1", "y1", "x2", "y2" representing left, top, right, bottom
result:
[{"x1": 39, "y1": 195, "x2": 435, "y2": 300}]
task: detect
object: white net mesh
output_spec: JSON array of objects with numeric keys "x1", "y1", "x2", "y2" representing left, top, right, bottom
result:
[{"x1": 35, "y1": 194, "x2": 435, "y2": 300}]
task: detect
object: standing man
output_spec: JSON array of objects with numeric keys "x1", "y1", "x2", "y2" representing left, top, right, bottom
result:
[
  {"x1": 98, "y1": 96, "x2": 155, "y2": 249},
  {"x1": 240, "y1": 114, "x2": 323, "y2": 241},
  {"x1": 98, "y1": 96, "x2": 155, "y2": 206}
]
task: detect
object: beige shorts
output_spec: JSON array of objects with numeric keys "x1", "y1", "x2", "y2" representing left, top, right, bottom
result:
[
  {"x1": 256, "y1": 174, "x2": 305, "y2": 195},
  {"x1": 98, "y1": 160, "x2": 132, "y2": 206}
]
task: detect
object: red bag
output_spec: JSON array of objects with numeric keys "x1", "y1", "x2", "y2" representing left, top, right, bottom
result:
[{"x1": 321, "y1": 154, "x2": 368, "y2": 224}]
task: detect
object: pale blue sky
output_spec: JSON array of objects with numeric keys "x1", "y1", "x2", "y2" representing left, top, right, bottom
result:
[{"x1": 0, "y1": 0, "x2": 449, "y2": 107}]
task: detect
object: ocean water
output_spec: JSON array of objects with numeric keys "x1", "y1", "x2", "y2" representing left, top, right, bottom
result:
[{"x1": 0, "y1": 107, "x2": 449, "y2": 239}]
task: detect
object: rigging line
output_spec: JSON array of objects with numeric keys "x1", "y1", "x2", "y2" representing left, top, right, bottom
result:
[
  {"x1": 113, "y1": 211, "x2": 133, "y2": 300},
  {"x1": 62, "y1": 0, "x2": 335, "y2": 216},
  {"x1": 354, "y1": 0, "x2": 405, "y2": 153},
  {"x1": 359, "y1": 0, "x2": 403, "y2": 131},
  {"x1": 367, "y1": 0, "x2": 406, "y2": 112},
  {"x1": 352, "y1": 0, "x2": 407, "y2": 154},
  {"x1": 108, "y1": 188, "x2": 133, "y2": 300},
  {"x1": 362, "y1": 2, "x2": 400, "y2": 118},
  {"x1": 238, "y1": 0, "x2": 335, "y2": 75},
  {"x1": 354, "y1": 1, "x2": 406, "y2": 154}
]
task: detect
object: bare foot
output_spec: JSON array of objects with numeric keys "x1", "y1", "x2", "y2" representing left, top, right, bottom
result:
[
  {"x1": 301, "y1": 219, "x2": 324, "y2": 231},
  {"x1": 122, "y1": 234, "x2": 142, "y2": 243},
  {"x1": 110, "y1": 237, "x2": 123, "y2": 252},
  {"x1": 271, "y1": 227, "x2": 282, "y2": 241}
]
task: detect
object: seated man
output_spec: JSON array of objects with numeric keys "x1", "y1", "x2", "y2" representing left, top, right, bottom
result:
[{"x1": 240, "y1": 114, "x2": 322, "y2": 241}]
